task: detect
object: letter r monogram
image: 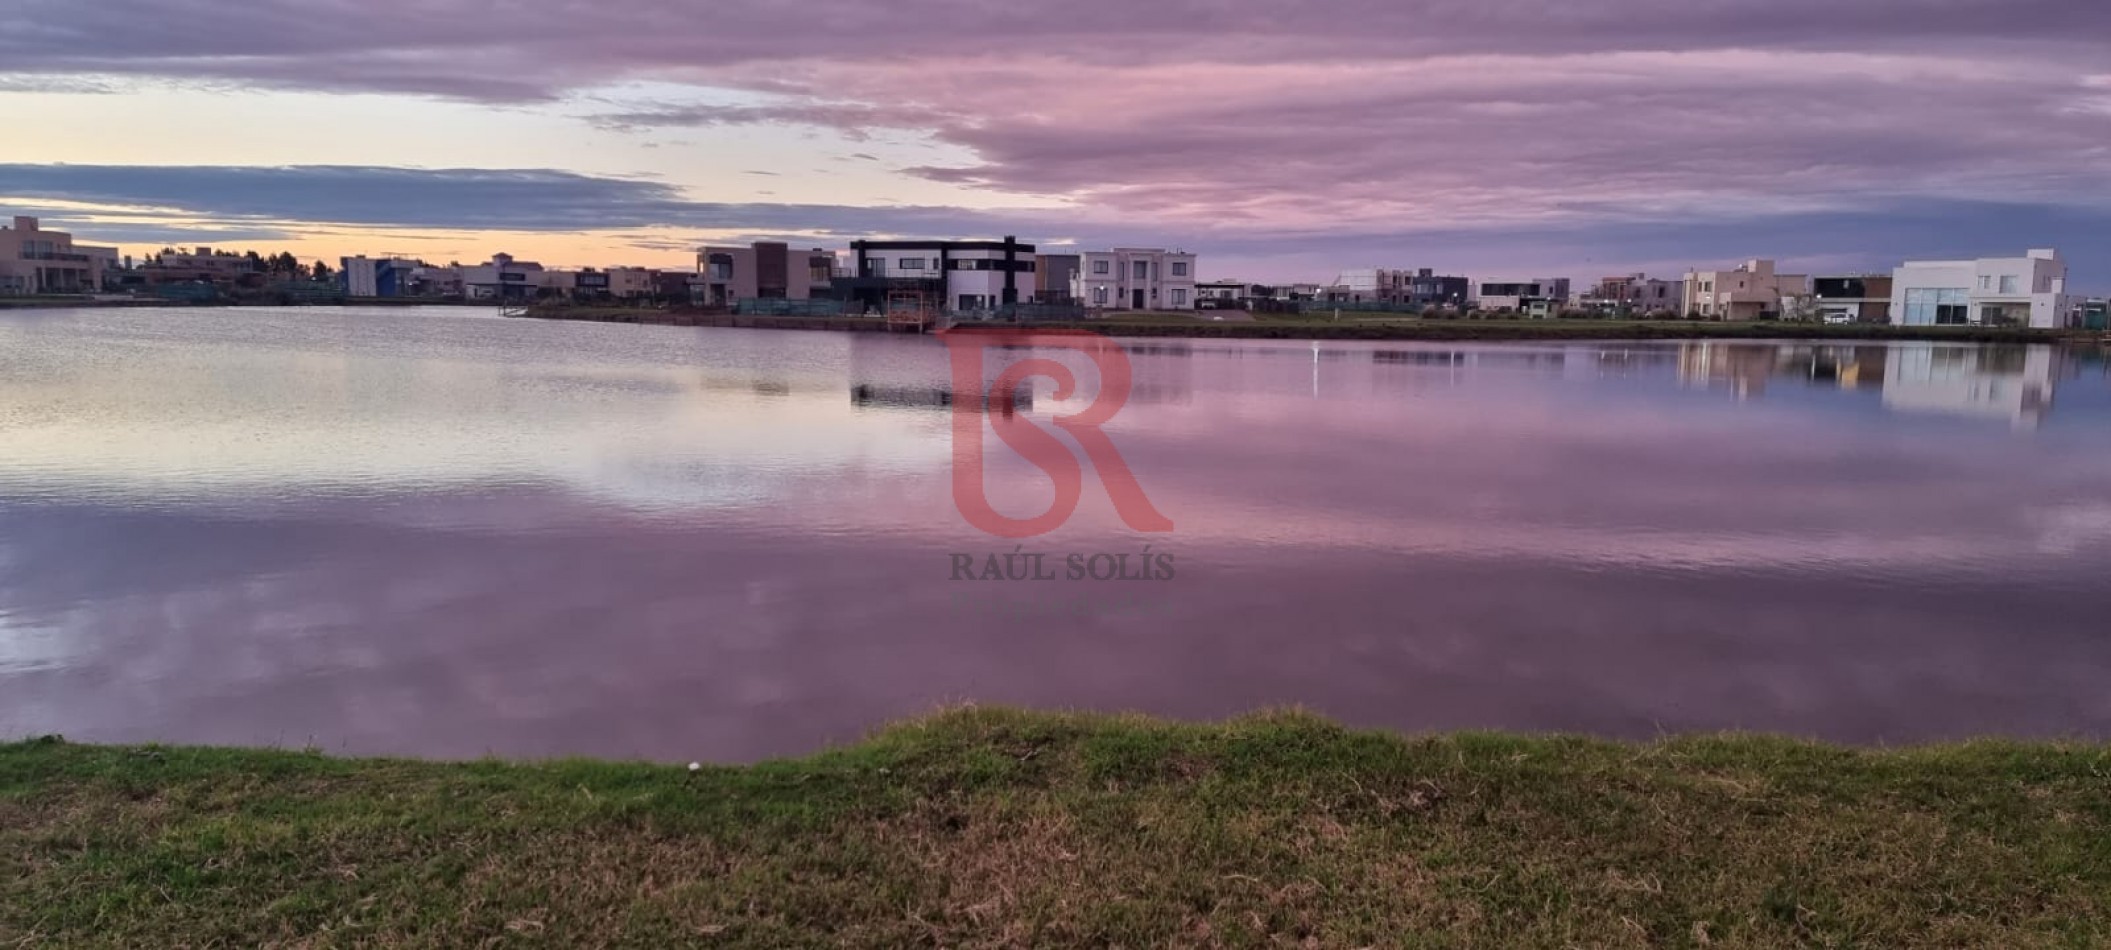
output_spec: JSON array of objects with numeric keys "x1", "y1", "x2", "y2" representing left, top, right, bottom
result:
[{"x1": 943, "y1": 329, "x2": 1174, "y2": 539}]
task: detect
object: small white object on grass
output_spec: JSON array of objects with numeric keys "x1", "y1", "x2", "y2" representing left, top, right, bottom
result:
[{"x1": 688, "y1": 762, "x2": 701, "y2": 772}]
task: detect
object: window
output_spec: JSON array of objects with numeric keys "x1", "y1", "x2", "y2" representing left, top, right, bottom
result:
[
  {"x1": 1092, "y1": 260, "x2": 1110, "y2": 275},
  {"x1": 899, "y1": 258, "x2": 926, "y2": 271},
  {"x1": 1092, "y1": 286, "x2": 1109, "y2": 305},
  {"x1": 1999, "y1": 275, "x2": 2018, "y2": 294},
  {"x1": 1171, "y1": 289, "x2": 1188, "y2": 307},
  {"x1": 706, "y1": 255, "x2": 734, "y2": 281},
  {"x1": 1904, "y1": 288, "x2": 1970, "y2": 325},
  {"x1": 1132, "y1": 261, "x2": 1149, "y2": 280},
  {"x1": 1171, "y1": 261, "x2": 1189, "y2": 277},
  {"x1": 1979, "y1": 275, "x2": 1993, "y2": 291},
  {"x1": 868, "y1": 259, "x2": 887, "y2": 277}
]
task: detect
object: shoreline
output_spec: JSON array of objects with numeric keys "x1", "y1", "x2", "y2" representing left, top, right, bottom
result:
[
  {"x1": 517, "y1": 305, "x2": 2101, "y2": 345},
  {"x1": 10, "y1": 297, "x2": 2102, "y2": 346},
  {"x1": 5, "y1": 707, "x2": 2107, "y2": 946}
]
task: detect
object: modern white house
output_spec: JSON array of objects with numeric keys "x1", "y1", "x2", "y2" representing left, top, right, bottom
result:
[
  {"x1": 848, "y1": 237, "x2": 1036, "y2": 312},
  {"x1": 461, "y1": 253, "x2": 546, "y2": 300},
  {"x1": 1682, "y1": 260, "x2": 1811, "y2": 320},
  {"x1": 1074, "y1": 248, "x2": 1199, "y2": 310},
  {"x1": 1890, "y1": 249, "x2": 2075, "y2": 329}
]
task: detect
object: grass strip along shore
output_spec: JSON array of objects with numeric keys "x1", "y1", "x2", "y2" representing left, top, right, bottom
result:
[
  {"x1": 5, "y1": 707, "x2": 2107, "y2": 947},
  {"x1": 518, "y1": 304, "x2": 2103, "y2": 345}
]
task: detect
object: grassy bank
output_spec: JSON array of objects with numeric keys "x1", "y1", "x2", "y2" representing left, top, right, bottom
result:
[
  {"x1": 517, "y1": 304, "x2": 2096, "y2": 345},
  {"x1": 1023, "y1": 317, "x2": 2087, "y2": 344},
  {"x1": 5, "y1": 709, "x2": 2107, "y2": 947}
]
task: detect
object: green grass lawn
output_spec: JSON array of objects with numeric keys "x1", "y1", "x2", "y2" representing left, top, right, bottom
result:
[{"x1": 5, "y1": 707, "x2": 2107, "y2": 948}]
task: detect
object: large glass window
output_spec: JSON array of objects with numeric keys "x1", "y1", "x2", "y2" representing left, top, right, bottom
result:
[
  {"x1": 1904, "y1": 288, "x2": 1970, "y2": 325},
  {"x1": 1999, "y1": 275, "x2": 2018, "y2": 294},
  {"x1": 1171, "y1": 261, "x2": 1189, "y2": 277},
  {"x1": 1092, "y1": 260, "x2": 1110, "y2": 275},
  {"x1": 1133, "y1": 261, "x2": 1150, "y2": 280}
]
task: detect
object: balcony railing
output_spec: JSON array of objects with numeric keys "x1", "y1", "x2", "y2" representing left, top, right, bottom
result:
[{"x1": 18, "y1": 251, "x2": 93, "y2": 263}]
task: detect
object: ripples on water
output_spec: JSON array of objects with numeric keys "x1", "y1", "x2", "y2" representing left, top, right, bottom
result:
[{"x1": 2, "y1": 306, "x2": 2109, "y2": 759}]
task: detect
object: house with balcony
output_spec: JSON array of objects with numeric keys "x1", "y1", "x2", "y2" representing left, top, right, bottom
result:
[
  {"x1": 0, "y1": 216, "x2": 113, "y2": 294},
  {"x1": 1073, "y1": 248, "x2": 1199, "y2": 310},
  {"x1": 1890, "y1": 249, "x2": 2075, "y2": 329},
  {"x1": 1682, "y1": 260, "x2": 1811, "y2": 320},
  {"x1": 844, "y1": 237, "x2": 1037, "y2": 314}
]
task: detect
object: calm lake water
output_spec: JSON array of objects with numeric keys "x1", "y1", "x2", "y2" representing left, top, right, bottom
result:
[{"x1": 4, "y1": 306, "x2": 2110, "y2": 761}]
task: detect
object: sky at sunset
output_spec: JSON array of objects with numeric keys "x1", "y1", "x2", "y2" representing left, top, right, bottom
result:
[{"x1": 3, "y1": 1, "x2": 2110, "y2": 286}]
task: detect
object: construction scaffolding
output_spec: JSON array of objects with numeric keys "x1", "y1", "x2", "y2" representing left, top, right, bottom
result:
[{"x1": 885, "y1": 288, "x2": 940, "y2": 333}]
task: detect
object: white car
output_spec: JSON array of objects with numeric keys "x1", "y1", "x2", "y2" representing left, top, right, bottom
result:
[{"x1": 1823, "y1": 313, "x2": 1853, "y2": 325}]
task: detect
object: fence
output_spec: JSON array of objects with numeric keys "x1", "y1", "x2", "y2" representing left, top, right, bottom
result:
[
  {"x1": 1294, "y1": 301, "x2": 1431, "y2": 315},
  {"x1": 735, "y1": 298, "x2": 849, "y2": 317},
  {"x1": 950, "y1": 303, "x2": 1090, "y2": 323}
]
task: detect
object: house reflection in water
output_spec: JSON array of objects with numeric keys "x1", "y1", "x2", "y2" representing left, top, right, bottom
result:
[
  {"x1": 1675, "y1": 341, "x2": 2067, "y2": 428},
  {"x1": 1881, "y1": 344, "x2": 2060, "y2": 429}
]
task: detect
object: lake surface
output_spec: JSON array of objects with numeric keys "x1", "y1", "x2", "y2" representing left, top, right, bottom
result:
[{"x1": 4, "y1": 306, "x2": 2110, "y2": 761}]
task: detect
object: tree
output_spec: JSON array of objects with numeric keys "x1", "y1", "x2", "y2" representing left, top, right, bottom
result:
[{"x1": 311, "y1": 260, "x2": 333, "y2": 281}]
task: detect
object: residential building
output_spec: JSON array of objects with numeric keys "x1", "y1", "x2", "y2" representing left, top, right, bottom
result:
[
  {"x1": 1890, "y1": 249, "x2": 2075, "y2": 329},
  {"x1": 1328, "y1": 269, "x2": 1389, "y2": 303},
  {"x1": 1034, "y1": 254, "x2": 1080, "y2": 304},
  {"x1": 461, "y1": 253, "x2": 546, "y2": 300},
  {"x1": 653, "y1": 270, "x2": 702, "y2": 304},
  {"x1": 1404, "y1": 269, "x2": 1472, "y2": 310},
  {"x1": 698, "y1": 242, "x2": 836, "y2": 306},
  {"x1": 1325, "y1": 268, "x2": 1471, "y2": 309},
  {"x1": 541, "y1": 270, "x2": 581, "y2": 298},
  {"x1": 2080, "y1": 298, "x2": 2108, "y2": 331},
  {"x1": 606, "y1": 267, "x2": 657, "y2": 300},
  {"x1": 1197, "y1": 280, "x2": 1258, "y2": 309},
  {"x1": 1074, "y1": 248, "x2": 1199, "y2": 310},
  {"x1": 0, "y1": 216, "x2": 113, "y2": 294},
  {"x1": 141, "y1": 247, "x2": 264, "y2": 288},
  {"x1": 1473, "y1": 277, "x2": 1573, "y2": 315},
  {"x1": 1811, "y1": 275, "x2": 1893, "y2": 323},
  {"x1": 846, "y1": 237, "x2": 1036, "y2": 313},
  {"x1": 340, "y1": 256, "x2": 420, "y2": 298},
  {"x1": 573, "y1": 269, "x2": 612, "y2": 297},
  {"x1": 1682, "y1": 260, "x2": 1810, "y2": 320},
  {"x1": 1584, "y1": 274, "x2": 1682, "y2": 315},
  {"x1": 410, "y1": 264, "x2": 463, "y2": 298}
]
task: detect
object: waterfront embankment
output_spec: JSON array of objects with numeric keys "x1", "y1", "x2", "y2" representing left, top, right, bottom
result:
[
  {"x1": 517, "y1": 304, "x2": 2102, "y2": 345},
  {"x1": 5, "y1": 707, "x2": 2106, "y2": 947}
]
